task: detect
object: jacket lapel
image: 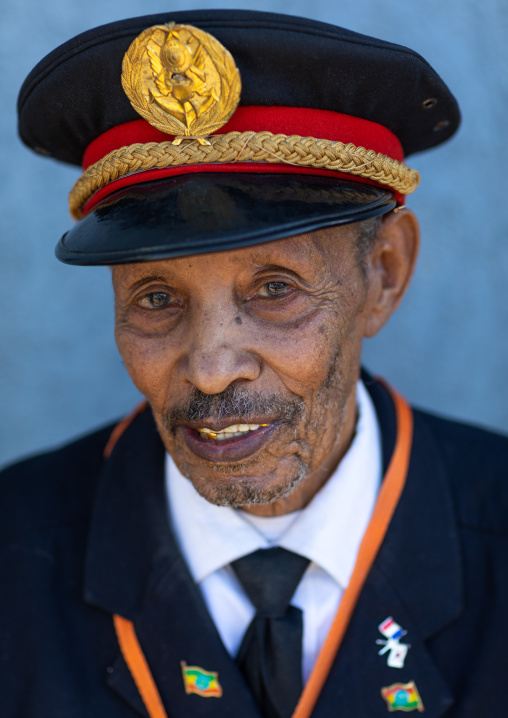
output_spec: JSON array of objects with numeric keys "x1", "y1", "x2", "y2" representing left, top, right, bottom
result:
[
  {"x1": 84, "y1": 407, "x2": 260, "y2": 718},
  {"x1": 311, "y1": 379, "x2": 463, "y2": 717}
]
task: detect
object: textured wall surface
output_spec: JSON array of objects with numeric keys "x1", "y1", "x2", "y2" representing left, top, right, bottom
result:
[{"x1": 1, "y1": 0, "x2": 507, "y2": 466}]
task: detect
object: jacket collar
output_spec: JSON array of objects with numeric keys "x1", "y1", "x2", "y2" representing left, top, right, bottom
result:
[{"x1": 84, "y1": 379, "x2": 463, "y2": 717}]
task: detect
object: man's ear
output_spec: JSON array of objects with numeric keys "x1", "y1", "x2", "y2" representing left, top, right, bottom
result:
[{"x1": 363, "y1": 208, "x2": 420, "y2": 338}]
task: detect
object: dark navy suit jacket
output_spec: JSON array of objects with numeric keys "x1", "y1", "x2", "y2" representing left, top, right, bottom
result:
[{"x1": 1, "y1": 377, "x2": 508, "y2": 717}]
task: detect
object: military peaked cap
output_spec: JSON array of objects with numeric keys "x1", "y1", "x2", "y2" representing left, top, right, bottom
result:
[{"x1": 18, "y1": 9, "x2": 460, "y2": 265}]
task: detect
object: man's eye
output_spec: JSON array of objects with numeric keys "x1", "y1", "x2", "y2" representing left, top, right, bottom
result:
[
  {"x1": 259, "y1": 281, "x2": 291, "y2": 297},
  {"x1": 137, "y1": 292, "x2": 173, "y2": 309}
]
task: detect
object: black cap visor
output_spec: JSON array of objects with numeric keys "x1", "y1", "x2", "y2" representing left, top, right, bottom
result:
[{"x1": 56, "y1": 173, "x2": 396, "y2": 265}]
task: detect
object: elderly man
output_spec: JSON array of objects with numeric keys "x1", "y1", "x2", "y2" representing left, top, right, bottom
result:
[{"x1": 2, "y1": 9, "x2": 507, "y2": 718}]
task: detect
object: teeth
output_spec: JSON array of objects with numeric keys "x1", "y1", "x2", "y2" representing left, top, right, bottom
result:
[
  {"x1": 198, "y1": 423, "x2": 269, "y2": 440},
  {"x1": 209, "y1": 431, "x2": 244, "y2": 441},
  {"x1": 201, "y1": 423, "x2": 261, "y2": 434}
]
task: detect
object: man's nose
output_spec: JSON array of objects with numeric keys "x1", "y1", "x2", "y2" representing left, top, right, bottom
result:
[{"x1": 181, "y1": 307, "x2": 261, "y2": 395}]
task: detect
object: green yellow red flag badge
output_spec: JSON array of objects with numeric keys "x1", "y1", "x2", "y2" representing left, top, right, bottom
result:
[
  {"x1": 381, "y1": 681, "x2": 424, "y2": 712},
  {"x1": 180, "y1": 661, "x2": 223, "y2": 698}
]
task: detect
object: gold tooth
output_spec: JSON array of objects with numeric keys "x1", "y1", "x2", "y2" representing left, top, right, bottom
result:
[{"x1": 199, "y1": 423, "x2": 268, "y2": 439}]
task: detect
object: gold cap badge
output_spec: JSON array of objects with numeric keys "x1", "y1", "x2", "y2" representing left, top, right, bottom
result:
[{"x1": 121, "y1": 23, "x2": 241, "y2": 143}]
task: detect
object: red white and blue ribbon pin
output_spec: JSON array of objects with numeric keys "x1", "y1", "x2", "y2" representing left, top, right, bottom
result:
[{"x1": 376, "y1": 617, "x2": 411, "y2": 669}]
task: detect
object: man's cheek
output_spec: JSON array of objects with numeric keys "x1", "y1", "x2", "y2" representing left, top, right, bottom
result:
[
  {"x1": 115, "y1": 334, "x2": 168, "y2": 400},
  {"x1": 265, "y1": 331, "x2": 339, "y2": 388}
]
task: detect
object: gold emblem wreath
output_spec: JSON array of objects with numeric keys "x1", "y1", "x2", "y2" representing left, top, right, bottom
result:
[{"x1": 121, "y1": 23, "x2": 241, "y2": 142}]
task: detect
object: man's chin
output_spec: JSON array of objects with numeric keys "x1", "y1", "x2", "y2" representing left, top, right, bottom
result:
[{"x1": 186, "y1": 464, "x2": 307, "y2": 508}]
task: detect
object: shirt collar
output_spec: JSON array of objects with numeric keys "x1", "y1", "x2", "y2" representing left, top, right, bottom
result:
[{"x1": 166, "y1": 380, "x2": 381, "y2": 588}]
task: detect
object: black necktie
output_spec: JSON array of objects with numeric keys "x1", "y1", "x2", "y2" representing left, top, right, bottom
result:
[{"x1": 231, "y1": 547, "x2": 310, "y2": 718}]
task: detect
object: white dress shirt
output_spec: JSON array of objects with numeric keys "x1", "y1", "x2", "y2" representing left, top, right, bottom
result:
[{"x1": 166, "y1": 380, "x2": 381, "y2": 682}]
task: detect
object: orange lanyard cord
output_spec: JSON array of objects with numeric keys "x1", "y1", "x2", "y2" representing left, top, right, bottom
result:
[{"x1": 113, "y1": 614, "x2": 169, "y2": 718}]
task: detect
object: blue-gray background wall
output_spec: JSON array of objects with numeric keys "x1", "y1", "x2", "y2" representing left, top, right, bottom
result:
[{"x1": 1, "y1": 0, "x2": 507, "y2": 467}]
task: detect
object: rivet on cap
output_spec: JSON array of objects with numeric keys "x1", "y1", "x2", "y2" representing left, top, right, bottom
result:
[
  {"x1": 421, "y1": 98, "x2": 437, "y2": 110},
  {"x1": 433, "y1": 119, "x2": 450, "y2": 131}
]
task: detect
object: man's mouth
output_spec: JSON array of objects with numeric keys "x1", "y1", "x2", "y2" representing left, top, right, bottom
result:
[
  {"x1": 179, "y1": 421, "x2": 278, "y2": 463},
  {"x1": 165, "y1": 387, "x2": 304, "y2": 465},
  {"x1": 197, "y1": 423, "x2": 268, "y2": 440}
]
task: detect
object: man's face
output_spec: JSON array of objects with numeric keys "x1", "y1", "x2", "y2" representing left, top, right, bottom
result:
[{"x1": 113, "y1": 225, "x2": 379, "y2": 515}]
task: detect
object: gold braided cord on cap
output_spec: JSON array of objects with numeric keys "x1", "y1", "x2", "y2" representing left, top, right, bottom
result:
[{"x1": 69, "y1": 131, "x2": 420, "y2": 219}]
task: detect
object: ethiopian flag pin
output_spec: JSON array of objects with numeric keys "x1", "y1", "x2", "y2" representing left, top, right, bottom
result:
[
  {"x1": 381, "y1": 681, "x2": 424, "y2": 712},
  {"x1": 181, "y1": 661, "x2": 223, "y2": 698}
]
